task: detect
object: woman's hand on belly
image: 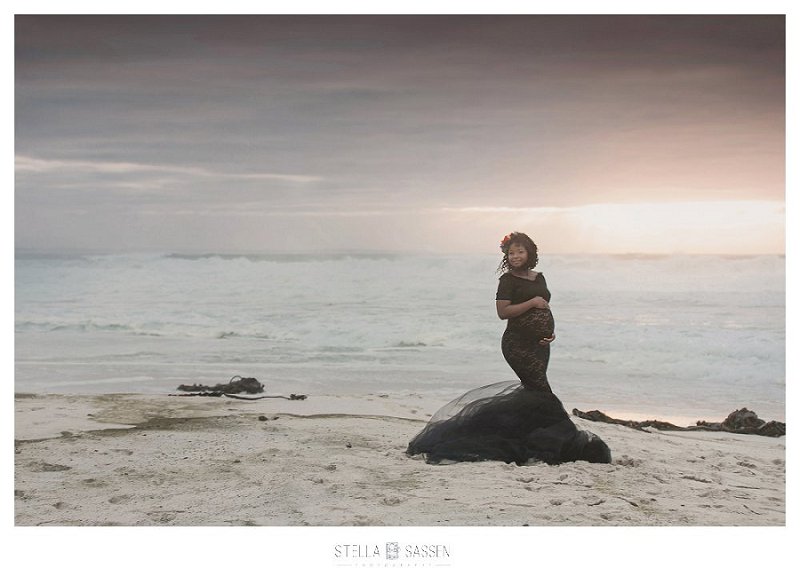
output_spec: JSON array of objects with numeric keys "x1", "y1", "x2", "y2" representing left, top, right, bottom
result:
[{"x1": 539, "y1": 333, "x2": 556, "y2": 346}]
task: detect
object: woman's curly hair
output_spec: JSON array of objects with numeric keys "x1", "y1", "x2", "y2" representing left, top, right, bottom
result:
[{"x1": 497, "y1": 231, "x2": 539, "y2": 274}]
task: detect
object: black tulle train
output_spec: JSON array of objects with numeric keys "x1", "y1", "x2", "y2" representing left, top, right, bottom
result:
[
  {"x1": 406, "y1": 381, "x2": 611, "y2": 466},
  {"x1": 407, "y1": 271, "x2": 611, "y2": 466}
]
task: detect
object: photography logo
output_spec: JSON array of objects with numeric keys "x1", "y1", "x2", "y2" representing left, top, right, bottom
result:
[{"x1": 332, "y1": 541, "x2": 451, "y2": 567}]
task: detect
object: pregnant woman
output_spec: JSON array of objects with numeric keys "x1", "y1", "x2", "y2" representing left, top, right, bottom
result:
[
  {"x1": 496, "y1": 233, "x2": 556, "y2": 393},
  {"x1": 407, "y1": 232, "x2": 611, "y2": 465}
]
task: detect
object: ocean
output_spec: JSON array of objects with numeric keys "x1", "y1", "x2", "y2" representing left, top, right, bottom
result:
[{"x1": 14, "y1": 252, "x2": 785, "y2": 426}]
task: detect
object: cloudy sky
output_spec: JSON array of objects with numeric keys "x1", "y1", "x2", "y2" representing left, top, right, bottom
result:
[{"x1": 15, "y1": 15, "x2": 785, "y2": 254}]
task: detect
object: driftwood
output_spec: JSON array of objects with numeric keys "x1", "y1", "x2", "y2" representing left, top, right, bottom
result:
[
  {"x1": 572, "y1": 407, "x2": 785, "y2": 437},
  {"x1": 222, "y1": 393, "x2": 307, "y2": 401},
  {"x1": 571, "y1": 409, "x2": 686, "y2": 432},
  {"x1": 176, "y1": 375, "x2": 264, "y2": 395},
  {"x1": 170, "y1": 376, "x2": 307, "y2": 401},
  {"x1": 695, "y1": 408, "x2": 785, "y2": 437}
]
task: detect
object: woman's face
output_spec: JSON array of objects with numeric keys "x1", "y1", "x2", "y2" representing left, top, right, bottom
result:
[{"x1": 507, "y1": 243, "x2": 528, "y2": 270}]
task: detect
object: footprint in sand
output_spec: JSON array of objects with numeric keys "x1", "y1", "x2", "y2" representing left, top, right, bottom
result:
[
  {"x1": 616, "y1": 455, "x2": 641, "y2": 467},
  {"x1": 146, "y1": 511, "x2": 182, "y2": 523},
  {"x1": 345, "y1": 515, "x2": 374, "y2": 526},
  {"x1": 82, "y1": 478, "x2": 106, "y2": 487},
  {"x1": 681, "y1": 474, "x2": 714, "y2": 484},
  {"x1": 28, "y1": 461, "x2": 71, "y2": 472}
]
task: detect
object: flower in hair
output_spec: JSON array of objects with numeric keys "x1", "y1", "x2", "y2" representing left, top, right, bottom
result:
[{"x1": 500, "y1": 233, "x2": 512, "y2": 252}]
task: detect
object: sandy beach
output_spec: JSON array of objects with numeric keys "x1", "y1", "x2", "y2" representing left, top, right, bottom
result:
[{"x1": 14, "y1": 391, "x2": 785, "y2": 527}]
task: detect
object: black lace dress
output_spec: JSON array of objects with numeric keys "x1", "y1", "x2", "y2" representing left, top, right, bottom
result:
[{"x1": 406, "y1": 272, "x2": 611, "y2": 466}]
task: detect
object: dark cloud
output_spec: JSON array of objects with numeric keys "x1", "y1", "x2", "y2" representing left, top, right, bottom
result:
[{"x1": 14, "y1": 15, "x2": 785, "y2": 253}]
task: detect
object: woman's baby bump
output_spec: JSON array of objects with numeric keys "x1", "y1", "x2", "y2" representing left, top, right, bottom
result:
[{"x1": 509, "y1": 308, "x2": 554, "y2": 340}]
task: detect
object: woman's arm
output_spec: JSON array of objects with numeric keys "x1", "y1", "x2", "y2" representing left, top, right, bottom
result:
[{"x1": 496, "y1": 296, "x2": 549, "y2": 320}]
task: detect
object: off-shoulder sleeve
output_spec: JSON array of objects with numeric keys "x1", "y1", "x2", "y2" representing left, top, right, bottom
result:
[{"x1": 496, "y1": 273, "x2": 513, "y2": 300}]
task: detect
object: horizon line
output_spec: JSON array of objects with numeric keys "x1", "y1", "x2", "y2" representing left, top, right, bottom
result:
[{"x1": 14, "y1": 248, "x2": 787, "y2": 258}]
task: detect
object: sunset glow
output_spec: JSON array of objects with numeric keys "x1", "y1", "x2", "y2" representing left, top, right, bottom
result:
[
  {"x1": 556, "y1": 200, "x2": 784, "y2": 254},
  {"x1": 438, "y1": 200, "x2": 784, "y2": 254},
  {"x1": 14, "y1": 15, "x2": 784, "y2": 256}
]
